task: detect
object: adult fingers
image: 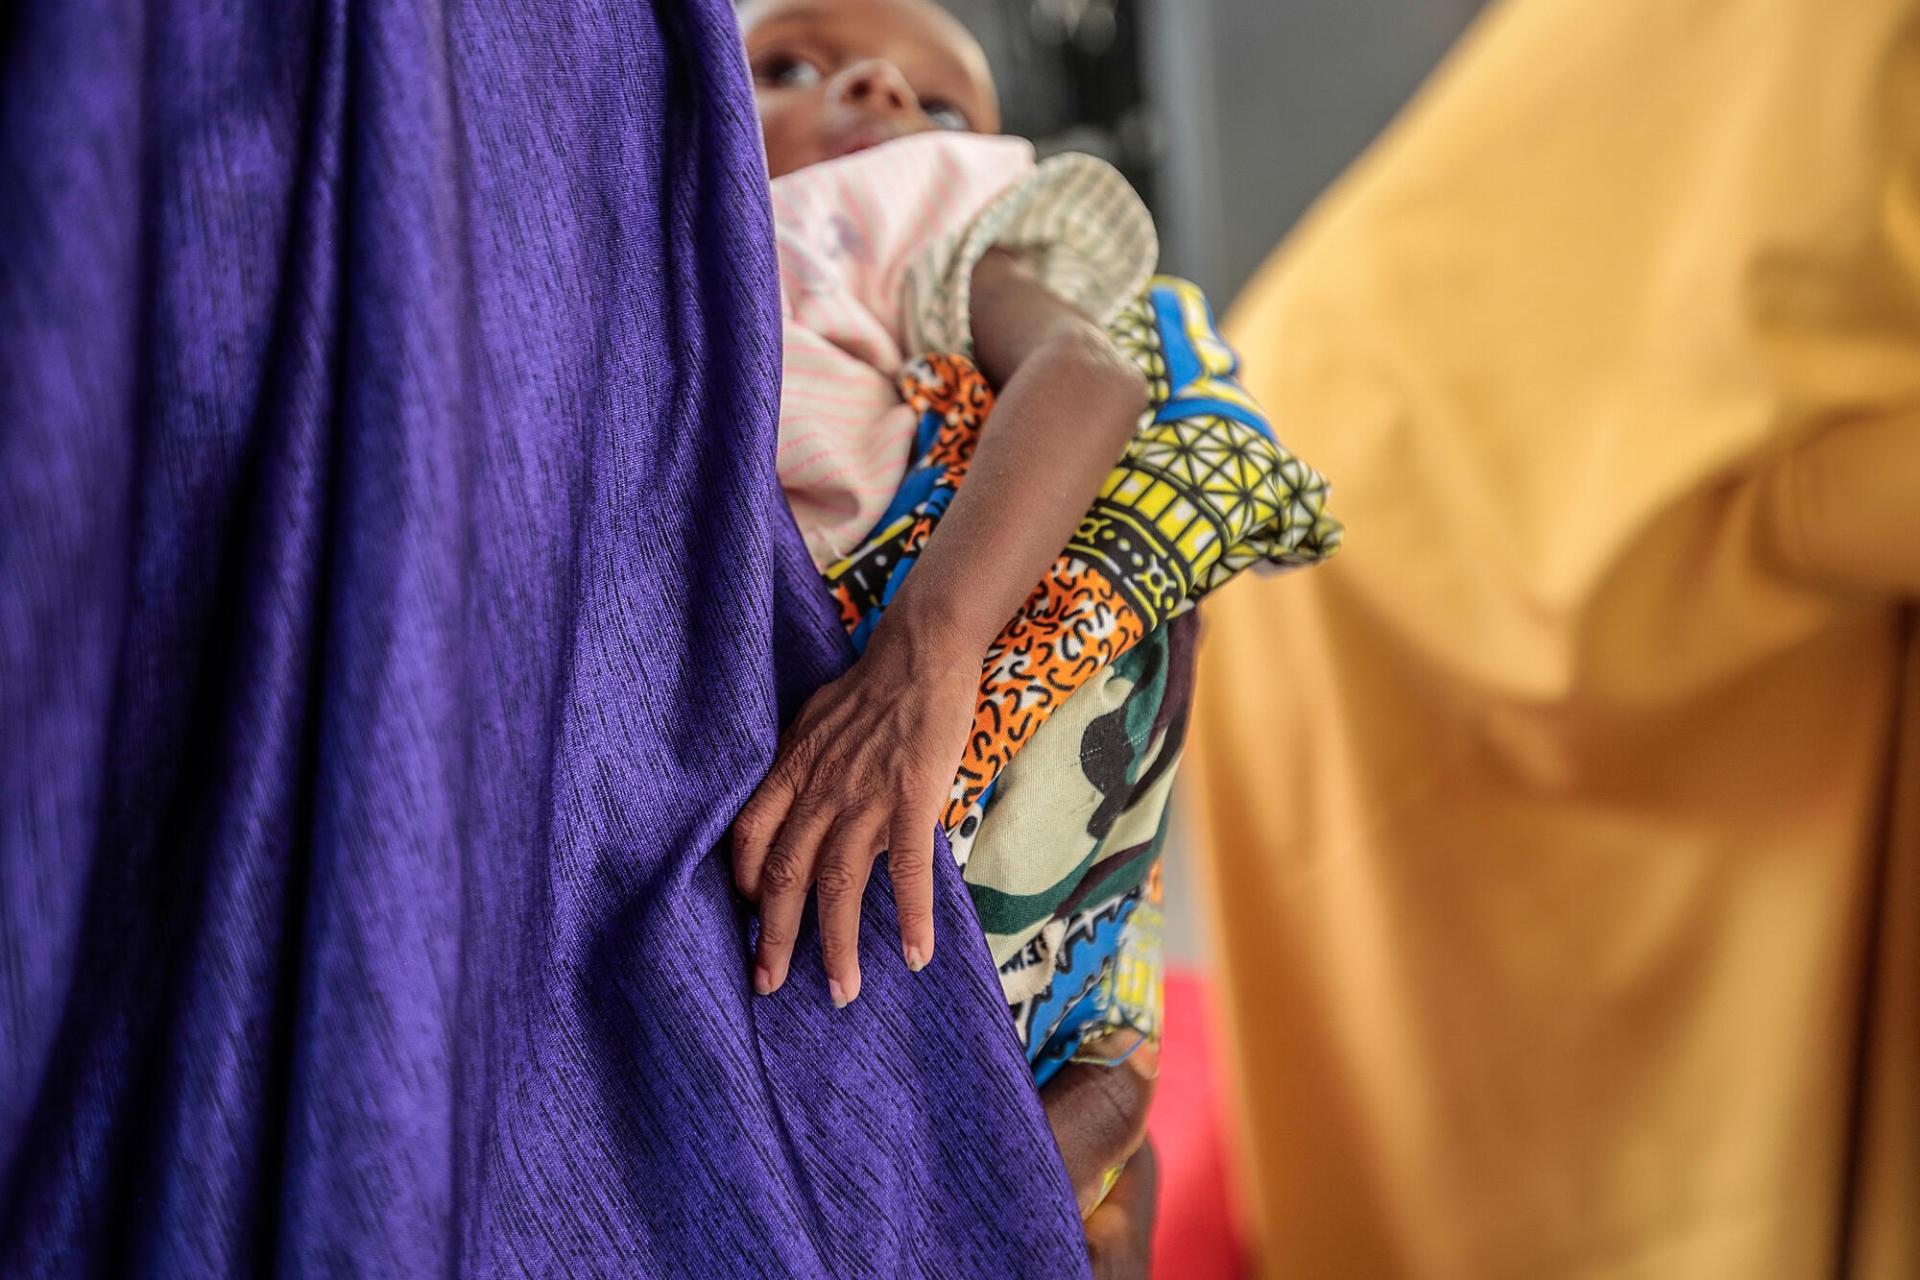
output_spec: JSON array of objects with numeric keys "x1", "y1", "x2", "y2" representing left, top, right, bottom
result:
[
  {"x1": 732, "y1": 749, "x2": 804, "y2": 902},
  {"x1": 753, "y1": 799, "x2": 835, "y2": 996},
  {"x1": 1084, "y1": 1140, "x2": 1157, "y2": 1280},
  {"x1": 1039, "y1": 1058, "x2": 1157, "y2": 1215},
  {"x1": 888, "y1": 804, "x2": 940, "y2": 974},
  {"x1": 815, "y1": 809, "x2": 885, "y2": 1007}
]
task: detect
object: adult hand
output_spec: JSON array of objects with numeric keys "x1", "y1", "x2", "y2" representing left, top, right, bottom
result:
[
  {"x1": 1085, "y1": 1141, "x2": 1157, "y2": 1280},
  {"x1": 1038, "y1": 1055, "x2": 1158, "y2": 1274},
  {"x1": 730, "y1": 615, "x2": 978, "y2": 1006}
]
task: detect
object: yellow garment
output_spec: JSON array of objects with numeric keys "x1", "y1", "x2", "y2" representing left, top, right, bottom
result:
[{"x1": 1186, "y1": 0, "x2": 1920, "y2": 1275}]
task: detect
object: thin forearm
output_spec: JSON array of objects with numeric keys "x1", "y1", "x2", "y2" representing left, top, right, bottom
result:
[{"x1": 880, "y1": 324, "x2": 1144, "y2": 659}]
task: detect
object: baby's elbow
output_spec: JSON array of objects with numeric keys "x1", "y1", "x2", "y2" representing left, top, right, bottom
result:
[{"x1": 1050, "y1": 324, "x2": 1149, "y2": 428}]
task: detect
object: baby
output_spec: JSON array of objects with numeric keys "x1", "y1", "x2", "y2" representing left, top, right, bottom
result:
[{"x1": 730, "y1": 0, "x2": 1158, "y2": 1016}]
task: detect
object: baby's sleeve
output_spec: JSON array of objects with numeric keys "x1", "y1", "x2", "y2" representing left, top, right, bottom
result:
[
  {"x1": 903, "y1": 152, "x2": 1159, "y2": 357},
  {"x1": 776, "y1": 134, "x2": 1042, "y2": 364}
]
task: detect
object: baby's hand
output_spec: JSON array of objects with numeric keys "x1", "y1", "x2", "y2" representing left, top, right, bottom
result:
[{"x1": 731, "y1": 615, "x2": 979, "y2": 1005}]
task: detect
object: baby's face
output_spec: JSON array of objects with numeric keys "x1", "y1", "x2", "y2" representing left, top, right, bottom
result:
[{"x1": 740, "y1": 0, "x2": 1000, "y2": 178}]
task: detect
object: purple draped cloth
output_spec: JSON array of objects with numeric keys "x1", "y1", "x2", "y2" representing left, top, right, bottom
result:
[{"x1": 0, "y1": 0, "x2": 1088, "y2": 1273}]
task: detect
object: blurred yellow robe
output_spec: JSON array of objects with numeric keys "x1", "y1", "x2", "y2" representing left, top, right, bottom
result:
[{"x1": 1187, "y1": 0, "x2": 1920, "y2": 1274}]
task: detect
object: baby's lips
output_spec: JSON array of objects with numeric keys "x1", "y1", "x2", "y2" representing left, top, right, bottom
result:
[{"x1": 823, "y1": 121, "x2": 906, "y2": 161}]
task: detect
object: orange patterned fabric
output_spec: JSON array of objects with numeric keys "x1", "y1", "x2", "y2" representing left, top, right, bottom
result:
[
  {"x1": 826, "y1": 354, "x2": 1154, "y2": 827},
  {"x1": 954, "y1": 556, "x2": 1147, "y2": 825}
]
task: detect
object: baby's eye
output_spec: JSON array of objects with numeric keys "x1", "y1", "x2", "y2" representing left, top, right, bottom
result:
[
  {"x1": 922, "y1": 100, "x2": 969, "y2": 131},
  {"x1": 756, "y1": 54, "x2": 822, "y2": 89}
]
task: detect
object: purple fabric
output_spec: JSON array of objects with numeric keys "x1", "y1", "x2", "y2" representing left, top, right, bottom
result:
[{"x1": 0, "y1": 0, "x2": 1088, "y2": 1274}]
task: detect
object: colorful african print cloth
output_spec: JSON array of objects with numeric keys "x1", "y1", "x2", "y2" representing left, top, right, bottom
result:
[{"x1": 825, "y1": 276, "x2": 1341, "y2": 1074}]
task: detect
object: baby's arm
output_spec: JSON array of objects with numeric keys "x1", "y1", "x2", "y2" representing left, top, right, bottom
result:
[{"x1": 732, "y1": 249, "x2": 1146, "y2": 1005}]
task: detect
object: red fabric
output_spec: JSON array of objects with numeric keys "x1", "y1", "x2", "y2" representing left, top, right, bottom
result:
[{"x1": 1149, "y1": 970, "x2": 1249, "y2": 1280}]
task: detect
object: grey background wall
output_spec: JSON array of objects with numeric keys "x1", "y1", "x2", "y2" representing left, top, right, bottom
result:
[
  {"x1": 1143, "y1": 0, "x2": 1484, "y2": 302},
  {"x1": 942, "y1": 0, "x2": 1486, "y2": 304}
]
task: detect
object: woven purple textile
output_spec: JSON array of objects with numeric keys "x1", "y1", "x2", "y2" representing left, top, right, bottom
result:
[{"x1": 0, "y1": 0, "x2": 1088, "y2": 1274}]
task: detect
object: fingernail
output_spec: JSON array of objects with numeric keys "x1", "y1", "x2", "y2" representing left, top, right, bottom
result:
[
  {"x1": 904, "y1": 944, "x2": 926, "y2": 972},
  {"x1": 829, "y1": 978, "x2": 849, "y2": 1008},
  {"x1": 754, "y1": 965, "x2": 773, "y2": 996}
]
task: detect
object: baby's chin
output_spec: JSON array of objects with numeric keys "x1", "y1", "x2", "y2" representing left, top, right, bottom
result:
[
  {"x1": 760, "y1": 141, "x2": 817, "y2": 180},
  {"x1": 759, "y1": 126, "x2": 841, "y2": 179},
  {"x1": 768, "y1": 128, "x2": 961, "y2": 179},
  {"x1": 764, "y1": 143, "x2": 869, "y2": 179}
]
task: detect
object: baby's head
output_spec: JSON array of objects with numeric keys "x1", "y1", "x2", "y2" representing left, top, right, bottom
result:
[{"x1": 740, "y1": 0, "x2": 1001, "y2": 178}]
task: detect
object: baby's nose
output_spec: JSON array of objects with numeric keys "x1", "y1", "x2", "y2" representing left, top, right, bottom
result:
[{"x1": 829, "y1": 59, "x2": 919, "y2": 118}]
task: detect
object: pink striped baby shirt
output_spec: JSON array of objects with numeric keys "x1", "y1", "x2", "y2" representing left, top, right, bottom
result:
[{"x1": 772, "y1": 131, "x2": 1157, "y2": 568}]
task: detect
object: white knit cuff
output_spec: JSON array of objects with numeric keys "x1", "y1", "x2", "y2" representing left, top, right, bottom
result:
[{"x1": 903, "y1": 152, "x2": 1159, "y2": 357}]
